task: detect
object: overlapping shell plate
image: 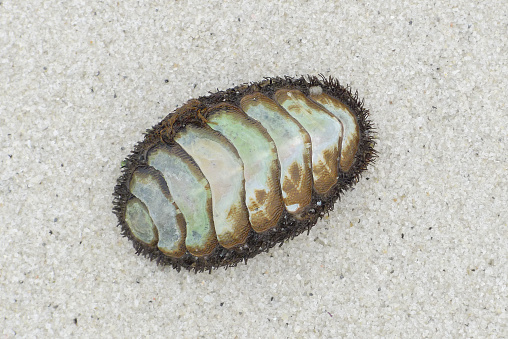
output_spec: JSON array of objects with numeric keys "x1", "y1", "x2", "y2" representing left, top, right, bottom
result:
[{"x1": 113, "y1": 75, "x2": 376, "y2": 272}]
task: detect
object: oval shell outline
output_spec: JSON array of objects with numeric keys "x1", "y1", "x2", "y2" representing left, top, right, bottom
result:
[{"x1": 113, "y1": 75, "x2": 376, "y2": 272}]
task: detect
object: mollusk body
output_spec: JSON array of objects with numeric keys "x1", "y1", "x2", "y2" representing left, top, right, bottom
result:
[{"x1": 113, "y1": 75, "x2": 375, "y2": 272}]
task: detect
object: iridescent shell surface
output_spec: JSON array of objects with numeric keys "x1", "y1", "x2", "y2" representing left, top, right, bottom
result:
[{"x1": 113, "y1": 75, "x2": 376, "y2": 272}]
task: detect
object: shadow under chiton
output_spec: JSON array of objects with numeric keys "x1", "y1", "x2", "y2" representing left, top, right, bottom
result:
[{"x1": 113, "y1": 75, "x2": 376, "y2": 272}]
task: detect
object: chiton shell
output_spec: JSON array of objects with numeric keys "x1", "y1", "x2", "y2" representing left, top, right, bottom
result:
[{"x1": 113, "y1": 75, "x2": 376, "y2": 272}]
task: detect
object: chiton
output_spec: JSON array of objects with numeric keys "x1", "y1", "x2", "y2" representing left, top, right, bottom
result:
[{"x1": 113, "y1": 75, "x2": 376, "y2": 272}]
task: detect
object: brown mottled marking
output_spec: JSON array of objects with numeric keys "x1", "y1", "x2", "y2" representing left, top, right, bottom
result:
[
  {"x1": 339, "y1": 139, "x2": 359, "y2": 172},
  {"x1": 282, "y1": 161, "x2": 313, "y2": 212},
  {"x1": 311, "y1": 147, "x2": 340, "y2": 194},
  {"x1": 254, "y1": 189, "x2": 267, "y2": 205},
  {"x1": 222, "y1": 202, "x2": 250, "y2": 248},
  {"x1": 248, "y1": 177, "x2": 284, "y2": 232}
]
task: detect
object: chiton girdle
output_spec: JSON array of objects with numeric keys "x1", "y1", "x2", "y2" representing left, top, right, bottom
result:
[{"x1": 113, "y1": 75, "x2": 376, "y2": 272}]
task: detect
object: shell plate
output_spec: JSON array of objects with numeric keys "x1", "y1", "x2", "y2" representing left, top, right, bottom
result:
[{"x1": 113, "y1": 75, "x2": 376, "y2": 272}]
